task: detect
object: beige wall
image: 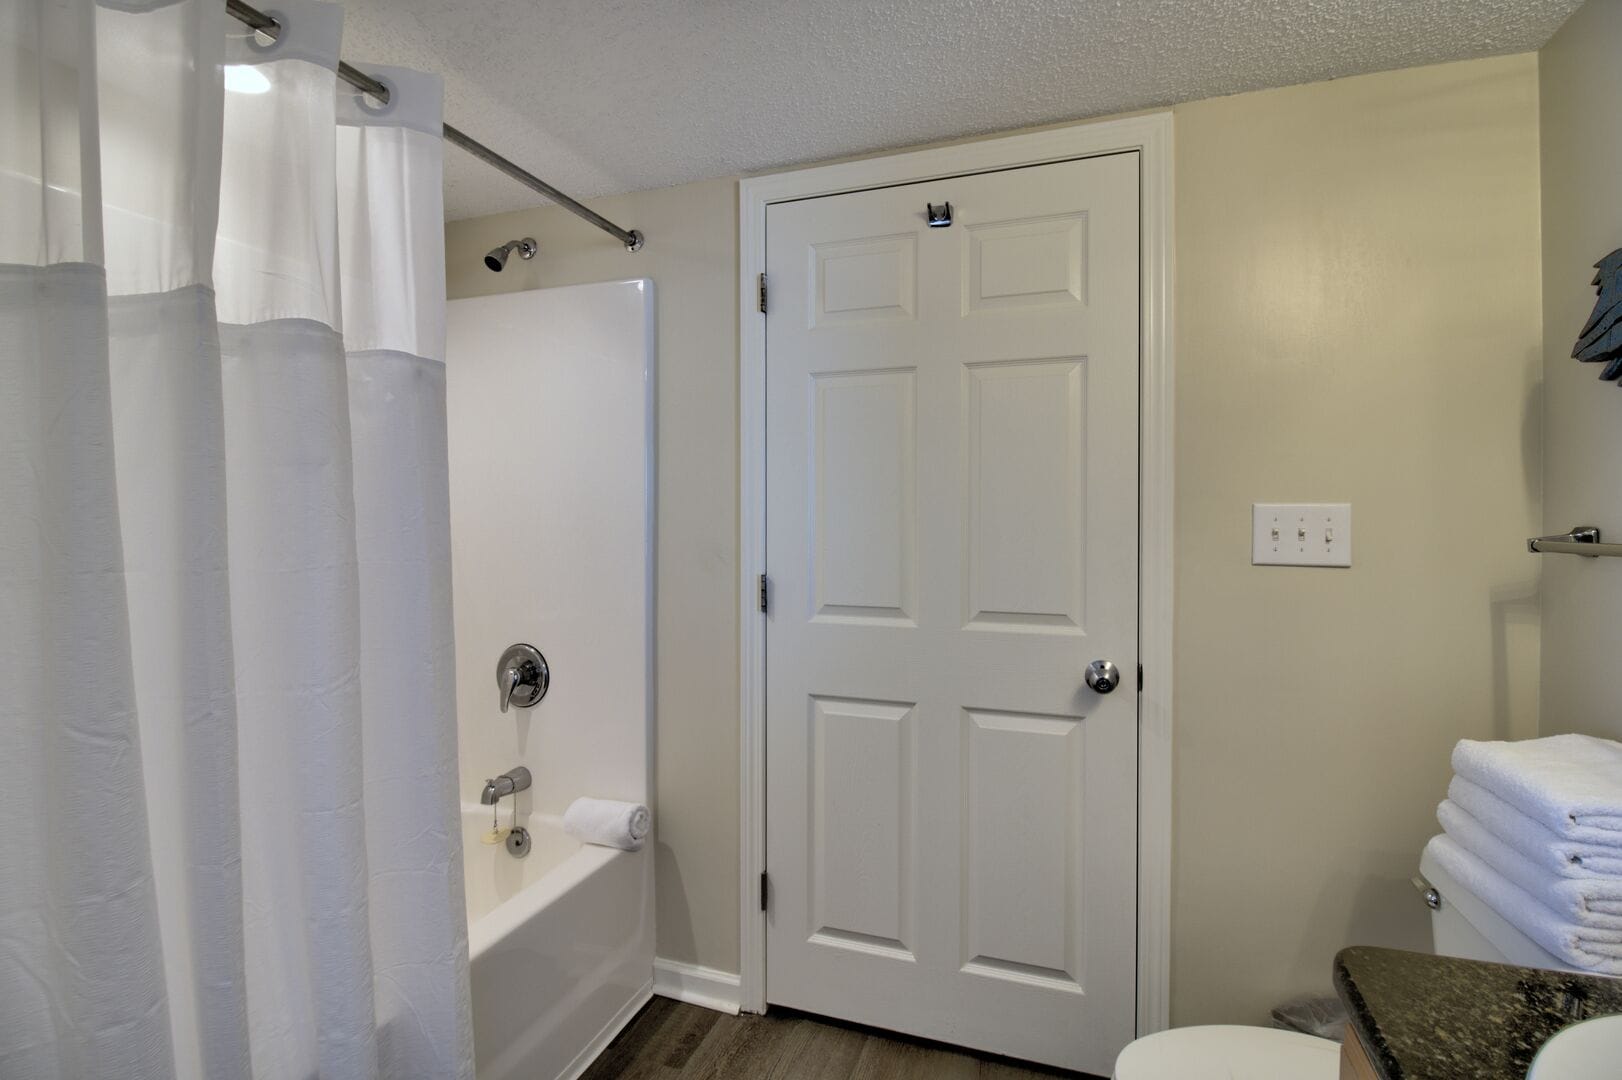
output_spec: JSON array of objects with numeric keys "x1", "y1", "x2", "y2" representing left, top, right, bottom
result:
[
  {"x1": 446, "y1": 179, "x2": 744, "y2": 970},
  {"x1": 445, "y1": 53, "x2": 1545, "y2": 1020},
  {"x1": 1538, "y1": 0, "x2": 1622, "y2": 742},
  {"x1": 1170, "y1": 53, "x2": 1542, "y2": 1024}
]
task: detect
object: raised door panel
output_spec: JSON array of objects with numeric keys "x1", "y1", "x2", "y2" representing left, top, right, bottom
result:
[
  {"x1": 963, "y1": 212, "x2": 1087, "y2": 313},
  {"x1": 962, "y1": 358, "x2": 1086, "y2": 632},
  {"x1": 808, "y1": 696, "x2": 916, "y2": 959},
  {"x1": 811, "y1": 234, "x2": 917, "y2": 328},
  {"x1": 960, "y1": 708, "x2": 1085, "y2": 990},
  {"x1": 811, "y1": 369, "x2": 917, "y2": 625}
]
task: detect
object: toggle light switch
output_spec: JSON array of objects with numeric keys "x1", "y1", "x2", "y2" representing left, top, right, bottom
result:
[{"x1": 1252, "y1": 503, "x2": 1352, "y2": 567}]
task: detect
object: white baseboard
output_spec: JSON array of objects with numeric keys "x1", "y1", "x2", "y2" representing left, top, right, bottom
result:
[
  {"x1": 558, "y1": 978, "x2": 653, "y2": 1080},
  {"x1": 652, "y1": 958, "x2": 742, "y2": 1015}
]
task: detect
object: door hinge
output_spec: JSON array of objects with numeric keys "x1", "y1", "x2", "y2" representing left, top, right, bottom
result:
[
  {"x1": 757, "y1": 272, "x2": 768, "y2": 314},
  {"x1": 758, "y1": 572, "x2": 769, "y2": 613},
  {"x1": 760, "y1": 871, "x2": 770, "y2": 911},
  {"x1": 1138, "y1": 663, "x2": 1144, "y2": 691}
]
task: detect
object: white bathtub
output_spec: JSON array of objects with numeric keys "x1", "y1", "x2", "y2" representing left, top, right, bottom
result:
[{"x1": 464, "y1": 808, "x2": 653, "y2": 1080}]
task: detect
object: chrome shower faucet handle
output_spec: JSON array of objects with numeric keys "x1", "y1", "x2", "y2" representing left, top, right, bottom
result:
[{"x1": 496, "y1": 643, "x2": 549, "y2": 712}]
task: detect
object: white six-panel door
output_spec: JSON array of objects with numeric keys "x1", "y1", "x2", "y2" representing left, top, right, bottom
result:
[{"x1": 763, "y1": 152, "x2": 1141, "y2": 1075}]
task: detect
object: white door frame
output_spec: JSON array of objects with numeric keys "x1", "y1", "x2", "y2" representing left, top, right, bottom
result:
[{"x1": 737, "y1": 111, "x2": 1175, "y2": 1035}]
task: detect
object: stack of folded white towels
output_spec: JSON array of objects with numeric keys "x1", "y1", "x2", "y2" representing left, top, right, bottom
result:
[{"x1": 1426, "y1": 733, "x2": 1622, "y2": 975}]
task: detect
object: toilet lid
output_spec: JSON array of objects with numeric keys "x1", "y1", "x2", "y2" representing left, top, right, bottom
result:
[{"x1": 1113, "y1": 1025, "x2": 1340, "y2": 1080}]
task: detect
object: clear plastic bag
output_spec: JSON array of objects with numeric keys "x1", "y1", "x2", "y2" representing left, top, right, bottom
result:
[{"x1": 1270, "y1": 994, "x2": 1347, "y2": 1042}]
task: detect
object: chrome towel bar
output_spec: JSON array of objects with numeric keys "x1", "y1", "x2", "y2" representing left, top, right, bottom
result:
[{"x1": 1527, "y1": 525, "x2": 1622, "y2": 557}]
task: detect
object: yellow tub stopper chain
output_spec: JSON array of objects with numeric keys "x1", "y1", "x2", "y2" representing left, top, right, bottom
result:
[{"x1": 481, "y1": 800, "x2": 511, "y2": 845}]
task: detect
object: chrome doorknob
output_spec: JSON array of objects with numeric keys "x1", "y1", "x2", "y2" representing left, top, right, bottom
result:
[{"x1": 1085, "y1": 659, "x2": 1121, "y2": 695}]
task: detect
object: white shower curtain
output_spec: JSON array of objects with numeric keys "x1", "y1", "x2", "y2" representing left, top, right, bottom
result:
[{"x1": 0, "y1": 1, "x2": 472, "y2": 1077}]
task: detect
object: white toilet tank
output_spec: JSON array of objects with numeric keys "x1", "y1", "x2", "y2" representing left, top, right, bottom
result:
[{"x1": 1419, "y1": 845, "x2": 1578, "y2": 972}]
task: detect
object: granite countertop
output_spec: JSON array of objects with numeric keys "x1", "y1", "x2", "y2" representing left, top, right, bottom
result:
[{"x1": 1333, "y1": 945, "x2": 1622, "y2": 1079}]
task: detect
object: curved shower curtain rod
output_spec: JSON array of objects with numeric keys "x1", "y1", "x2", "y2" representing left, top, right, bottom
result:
[{"x1": 224, "y1": 0, "x2": 645, "y2": 252}]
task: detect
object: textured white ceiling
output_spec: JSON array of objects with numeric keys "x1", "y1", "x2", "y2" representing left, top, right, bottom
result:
[{"x1": 331, "y1": 0, "x2": 1579, "y2": 222}]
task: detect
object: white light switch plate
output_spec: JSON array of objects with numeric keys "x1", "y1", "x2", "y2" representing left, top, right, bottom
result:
[{"x1": 1252, "y1": 503, "x2": 1352, "y2": 567}]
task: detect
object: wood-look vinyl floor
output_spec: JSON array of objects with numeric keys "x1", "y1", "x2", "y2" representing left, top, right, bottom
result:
[{"x1": 579, "y1": 997, "x2": 1104, "y2": 1080}]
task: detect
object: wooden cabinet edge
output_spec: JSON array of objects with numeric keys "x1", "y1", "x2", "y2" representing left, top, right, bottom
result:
[{"x1": 1340, "y1": 1023, "x2": 1381, "y2": 1080}]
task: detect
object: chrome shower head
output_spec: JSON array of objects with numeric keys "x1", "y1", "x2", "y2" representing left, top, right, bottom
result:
[{"x1": 484, "y1": 237, "x2": 537, "y2": 272}]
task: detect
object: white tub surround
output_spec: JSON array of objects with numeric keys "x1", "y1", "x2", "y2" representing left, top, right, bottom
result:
[{"x1": 447, "y1": 281, "x2": 656, "y2": 1079}]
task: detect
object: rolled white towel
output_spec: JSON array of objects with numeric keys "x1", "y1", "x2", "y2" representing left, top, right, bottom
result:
[
  {"x1": 1437, "y1": 799, "x2": 1622, "y2": 928},
  {"x1": 1451, "y1": 734, "x2": 1622, "y2": 842},
  {"x1": 1424, "y1": 835, "x2": 1622, "y2": 975},
  {"x1": 563, "y1": 797, "x2": 650, "y2": 851},
  {"x1": 1449, "y1": 777, "x2": 1622, "y2": 877}
]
